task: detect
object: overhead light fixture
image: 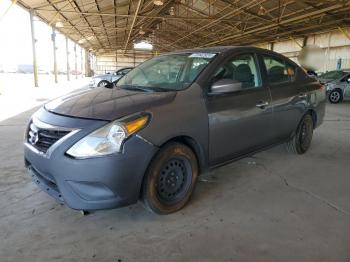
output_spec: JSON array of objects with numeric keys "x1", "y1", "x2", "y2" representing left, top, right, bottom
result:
[
  {"x1": 134, "y1": 41, "x2": 153, "y2": 50},
  {"x1": 55, "y1": 19, "x2": 64, "y2": 28},
  {"x1": 153, "y1": 0, "x2": 164, "y2": 6},
  {"x1": 258, "y1": 5, "x2": 267, "y2": 16},
  {"x1": 86, "y1": 36, "x2": 95, "y2": 41},
  {"x1": 78, "y1": 38, "x2": 86, "y2": 44}
]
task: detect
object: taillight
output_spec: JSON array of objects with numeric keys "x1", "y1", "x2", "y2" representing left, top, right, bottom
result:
[{"x1": 319, "y1": 84, "x2": 326, "y2": 91}]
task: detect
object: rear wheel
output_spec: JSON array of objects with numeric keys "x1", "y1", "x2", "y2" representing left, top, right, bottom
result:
[
  {"x1": 142, "y1": 143, "x2": 198, "y2": 214},
  {"x1": 286, "y1": 114, "x2": 314, "y2": 154},
  {"x1": 328, "y1": 89, "x2": 342, "y2": 103}
]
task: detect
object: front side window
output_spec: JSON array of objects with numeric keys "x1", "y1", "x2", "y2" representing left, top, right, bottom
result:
[
  {"x1": 263, "y1": 55, "x2": 295, "y2": 84},
  {"x1": 320, "y1": 70, "x2": 347, "y2": 80},
  {"x1": 213, "y1": 54, "x2": 261, "y2": 89},
  {"x1": 116, "y1": 53, "x2": 216, "y2": 91}
]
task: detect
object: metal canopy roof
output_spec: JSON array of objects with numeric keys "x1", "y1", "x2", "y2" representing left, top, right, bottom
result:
[{"x1": 18, "y1": 0, "x2": 350, "y2": 54}]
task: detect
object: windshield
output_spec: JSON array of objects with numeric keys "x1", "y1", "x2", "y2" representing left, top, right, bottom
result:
[
  {"x1": 319, "y1": 70, "x2": 348, "y2": 80},
  {"x1": 116, "y1": 53, "x2": 216, "y2": 91}
]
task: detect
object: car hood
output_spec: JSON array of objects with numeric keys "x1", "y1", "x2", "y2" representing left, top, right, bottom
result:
[
  {"x1": 45, "y1": 87, "x2": 177, "y2": 121},
  {"x1": 318, "y1": 78, "x2": 336, "y2": 84}
]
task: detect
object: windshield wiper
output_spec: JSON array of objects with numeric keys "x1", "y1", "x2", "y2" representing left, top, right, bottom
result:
[
  {"x1": 119, "y1": 85, "x2": 174, "y2": 92},
  {"x1": 119, "y1": 85, "x2": 155, "y2": 92}
]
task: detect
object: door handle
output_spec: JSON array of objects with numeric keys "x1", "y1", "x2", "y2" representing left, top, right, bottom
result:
[
  {"x1": 298, "y1": 93, "x2": 307, "y2": 98},
  {"x1": 256, "y1": 101, "x2": 269, "y2": 109}
]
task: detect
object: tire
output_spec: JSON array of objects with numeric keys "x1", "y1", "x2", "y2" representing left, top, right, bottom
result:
[
  {"x1": 328, "y1": 89, "x2": 343, "y2": 103},
  {"x1": 286, "y1": 114, "x2": 314, "y2": 154},
  {"x1": 97, "y1": 80, "x2": 109, "y2": 87},
  {"x1": 141, "y1": 142, "x2": 198, "y2": 215}
]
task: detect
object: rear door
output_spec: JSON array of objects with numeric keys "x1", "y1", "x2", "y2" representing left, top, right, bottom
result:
[
  {"x1": 206, "y1": 52, "x2": 274, "y2": 165},
  {"x1": 258, "y1": 53, "x2": 308, "y2": 140}
]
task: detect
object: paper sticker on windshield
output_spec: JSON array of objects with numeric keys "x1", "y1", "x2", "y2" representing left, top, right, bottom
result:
[{"x1": 189, "y1": 53, "x2": 216, "y2": 59}]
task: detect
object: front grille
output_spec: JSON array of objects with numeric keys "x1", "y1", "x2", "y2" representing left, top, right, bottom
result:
[{"x1": 27, "y1": 120, "x2": 71, "y2": 153}]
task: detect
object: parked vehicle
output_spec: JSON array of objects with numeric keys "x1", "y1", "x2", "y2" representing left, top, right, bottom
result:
[
  {"x1": 318, "y1": 69, "x2": 350, "y2": 103},
  {"x1": 89, "y1": 67, "x2": 133, "y2": 87},
  {"x1": 16, "y1": 64, "x2": 50, "y2": 74},
  {"x1": 24, "y1": 47, "x2": 326, "y2": 214}
]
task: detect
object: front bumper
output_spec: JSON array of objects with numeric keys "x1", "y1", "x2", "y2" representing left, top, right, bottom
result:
[{"x1": 24, "y1": 108, "x2": 158, "y2": 210}]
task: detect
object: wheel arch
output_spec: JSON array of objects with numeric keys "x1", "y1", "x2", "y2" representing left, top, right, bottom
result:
[
  {"x1": 306, "y1": 109, "x2": 317, "y2": 129},
  {"x1": 159, "y1": 136, "x2": 207, "y2": 174}
]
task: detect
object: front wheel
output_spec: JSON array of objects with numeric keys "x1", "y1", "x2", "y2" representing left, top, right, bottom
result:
[
  {"x1": 328, "y1": 89, "x2": 342, "y2": 103},
  {"x1": 286, "y1": 114, "x2": 314, "y2": 154},
  {"x1": 97, "y1": 80, "x2": 109, "y2": 88},
  {"x1": 141, "y1": 143, "x2": 198, "y2": 214}
]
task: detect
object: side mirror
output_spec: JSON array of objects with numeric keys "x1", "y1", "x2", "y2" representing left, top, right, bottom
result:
[{"x1": 210, "y1": 79, "x2": 242, "y2": 94}]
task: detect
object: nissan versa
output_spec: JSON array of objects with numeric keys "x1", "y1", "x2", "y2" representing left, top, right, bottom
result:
[{"x1": 24, "y1": 46, "x2": 326, "y2": 214}]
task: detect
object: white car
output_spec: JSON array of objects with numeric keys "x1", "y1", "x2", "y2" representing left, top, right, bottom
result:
[{"x1": 89, "y1": 67, "x2": 133, "y2": 88}]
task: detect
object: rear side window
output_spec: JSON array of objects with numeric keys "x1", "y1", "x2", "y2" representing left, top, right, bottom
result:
[
  {"x1": 263, "y1": 55, "x2": 296, "y2": 84},
  {"x1": 213, "y1": 54, "x2": 261, "y2": 89}
]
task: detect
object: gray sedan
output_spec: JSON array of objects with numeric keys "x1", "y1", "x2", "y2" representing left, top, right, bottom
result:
[
  {"x1": 89, "y1": 67, "x2": 133, "y2": 87},
  {"x1": 320, "y1": 70, "x2": 350, "y2": 103},
  {"x1": 24, "y1": 46, "x2": 325, "y2": 214}
]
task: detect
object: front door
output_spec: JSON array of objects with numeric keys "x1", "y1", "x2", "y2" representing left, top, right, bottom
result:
[
  {"x1": 206, "y1": 53, "x2": 273, "y2": 166},
  {"x1": 342, "y1": 74, "x2": 350, "y2": 99}
]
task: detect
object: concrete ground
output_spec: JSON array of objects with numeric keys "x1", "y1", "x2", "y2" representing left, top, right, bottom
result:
[{"x1": 1, "y1": 100, "x2": 350, "y2": 262}]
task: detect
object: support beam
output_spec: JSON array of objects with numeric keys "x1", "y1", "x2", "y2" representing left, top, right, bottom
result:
[
  {"x1": 66, "y1": 37, "x2": 70, "y2": 81},
  {"x1": 52, "y1": 27, "x2": 58, "y2": 83},
  {"x1": 80, "y1": 47, "x2": 83, "y2": 78},
  {"x1": 200, "y1": 2, "x2": 350, "y2": 47},
  {"x1": 29, "y1": 10, "x2": 38, "y2": 87},
  {"x1": 74, "y1": 43, "x2": 78, "y2": 79},
  {"x1": 123, "y1": 0, "x2": 143, "y2": 52},
  {"x1": 133, "y1": 50, "x2": 136, "y2": 67},
  {"x1": 302, "y1": 36, "x2": 308, "y2": 47},
  {"x1": 289, "y1": 36, "x2": 303, "y2": 48},
  {"x1": 338, "y1": 27, "x2": 350, "y2": 43},
  {"x1": 32, "y1": 8, "x2": 260, "y2": 22},
  {"x1": 85, "y1": 49, "x2": 92, "y2": 77},
  {"x1": 169, "y1": 0, "x2": 259, "y2": 47}
]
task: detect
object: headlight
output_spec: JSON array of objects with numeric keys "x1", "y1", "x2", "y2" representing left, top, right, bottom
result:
[
  {"x1": 66, "y1": 114, "x2": 149, "y2": 158},
  {"x1": 325, "y1": 84, "x2": 333, "y2": 91}
]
